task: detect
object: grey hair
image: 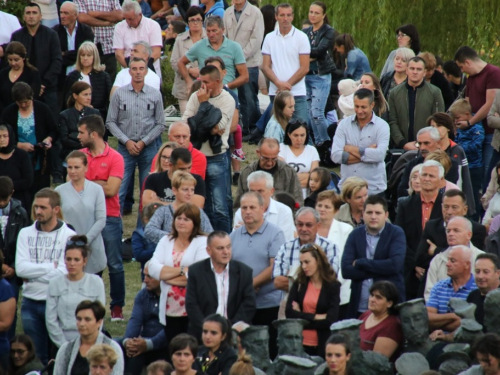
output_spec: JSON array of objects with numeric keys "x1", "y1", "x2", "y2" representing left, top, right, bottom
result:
[
  {"x1": 275, "y1": 3, "x2": 293, "y2": 15},
  {"x1": 417, "y1": 126, "x2": 440, "y2": 142},
  {"x1": 122, "y1": 0, "x2": 142, "y2": 14},
  {"x1": 408, "y1": 163, "x2": 423, "y2": 195},
  {"x1": 420, "y1": 160, "x2": 445, "y2": 179},
  {"x1": 247, "y1": 171, "x2": 274, "y2": 190},
  {"x1": 295, "y1": 207, "x2": 320, "y2": 223},
  {"x1": 448, "y1": 216, "x2": 473, "y2": 233},
  {"x1": 61, "y1": 1, "x2": 78, "y2": 13},
  {"x1": 168, "y1": 121, "x2": 190, "y2": 135},
  {"x1": 240, "y1": 191, "x2": 265, "y2": 207},
  {"x1": 448, "y1": 244, "x2": 473, "y2": 265},
  {"x1": 132, "y1": 40, "x2": 152, "y2": 59},
  {"x1": 205, "y1": 15, "x2": 224, "y2": 29},
  {"x1": 394, "y1": 47, "x2": 416, "y2": 62}
]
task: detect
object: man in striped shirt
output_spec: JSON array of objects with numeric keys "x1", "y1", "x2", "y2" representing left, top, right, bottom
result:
[{"x1": 426, "y1": 245, "x2": 477, "y2": 335}]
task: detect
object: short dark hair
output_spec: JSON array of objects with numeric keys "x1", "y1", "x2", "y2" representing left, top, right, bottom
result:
[
  {"x1": 184, "y1": 6, "x2": 204, "y2": 23},
  {"x1": 472, "y1": 333, "x2": 500, "y2": 361},
  {"x1": 26, "y1": 2, "x2": 41, "y2": 12},
  {"x1": 205, "y1": 56, "x2": 226, "y2": 70},
  {"x1": 408, "y1": 56, "x2": 426, "y2": 69},
  {"x1": 34, "y1": 188, "x2": 61, "y2": 208},
  {"x1": 275, "y1": 3, "x2": 293, "y2": 15},
  {"x1": 12, "y1": 82, "x2": 33, "y2": 102},
  {"x1": 454, "y1": 46, "x2": 480, "y2": 63},
  {"x1": 354, "y1": 88, "x2": 374, "y2": 104},
  {"x1": 129, "y1": 57, "x2": 147, "y2": 68},
  {"x1": 435, "y1": 55, "x2": 443, "y2": 68},
  {"x1": 395, "y1": 24, "x2": 420, "y2": 54},
  {"x1": 207, "y1": 230, "x2": 229, "y2": 246},
  {"x1": 199, "y1": 65, "x2": 221, "y2": 81},
  {"x1": 78, "y1": 114, "x2": 105, "y2": 138},
  {"x1": 369, "y1": 281, "x2": 400, "y2": 315},
  {"x1": 170, "y1": 20, "x2": 186, "y2": 35},
  {"x1": 170, "y1": 147, "x2": 192, "y2": 166},
  {"x1": 75, "y1": 300, "x2": 106, "y2": 321},
  {"x1": 476, "y1": 253, "x2": 500, "y2": 270},
  {"x1": 0, "y1": 176, "x2": 14, "y2": 199},
  {"x1": 326, "y1": 334, "x2": 351, "y2": 356},
  {"x1": 169, "y1": 333, "x2": 199, "y2": 358},
  {"x1": 363, "y1": 195, "x2": 388, "y2": 212},
  {"x1": 443, "y1": 189, "x2": 467, "y2": 205},
  {"x1": 443, "y1": 60, "x2": 462, "y2": 78},
  {"x1": 426, "y1": 112, "x2": 455, "y2": 141},
  {"x1": 283, "y1": 120, "x2": 310, "y2": 146}
]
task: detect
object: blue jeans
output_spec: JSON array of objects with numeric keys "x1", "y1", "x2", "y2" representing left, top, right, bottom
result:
[
  {"x1": 238, "y1": 67, "x2": 261, "y2": 133},
  {"x1": 483, "y1": 133, "x2": 495, "y2": 191},
  {"x1": 256, "y1": 103, "x2": 272, "y2": 133},
  {"x1": 205, "y1": 152, "x2": 230, "y2": 233},
  {"x1": 21, "y1": 298, "x2": 50, "y2": 365},
  {"x1": 118, "y1": 138, "x2": 161, "y2": 213},
  {"x1": 102, "y1": 216, "x2": 125, "y2": 308},
  {"x1": 306, "y1": 74, "x2": 331, "y2": 144}
]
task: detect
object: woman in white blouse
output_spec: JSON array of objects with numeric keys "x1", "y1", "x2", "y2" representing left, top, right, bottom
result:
[
  {"x1": 55, "y1": 150, "x2": 107, "y2": 274},
  {"x1": 149, "y1": 203, "x2": 209, "y2": 347}
]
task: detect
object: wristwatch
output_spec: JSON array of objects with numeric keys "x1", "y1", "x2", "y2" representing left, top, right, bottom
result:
[{"x1": 180, "y1": 266, "x2": 185, "y2": 276}]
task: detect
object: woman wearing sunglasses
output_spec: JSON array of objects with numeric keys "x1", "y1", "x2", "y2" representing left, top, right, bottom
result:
[{"x1": 45, "y1": 235, "x2": 105, "y2": 349}]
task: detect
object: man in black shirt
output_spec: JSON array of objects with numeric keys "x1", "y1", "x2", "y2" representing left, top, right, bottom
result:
[{"x1": 467, "y1": 253, "x2": 500, "y2": 328}]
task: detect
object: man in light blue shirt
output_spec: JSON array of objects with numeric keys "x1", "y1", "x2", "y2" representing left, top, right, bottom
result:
[{"x1": 331, "y1": 88, "x2": 390, "y2": 195}]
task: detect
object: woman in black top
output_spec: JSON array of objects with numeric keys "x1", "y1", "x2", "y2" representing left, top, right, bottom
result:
[
  {"x1": 63, "y1": 42, "x2": 111, "y2": 120},
  {"x1": 0, "y1": 42, "x2": 41, "y2": 113},
  {"x1": 0, "y1": 124, "x2": 33, "y2": 212},
  {"x1": 169, "y1": 334, "x2": 205, "y2": 375},
  {"x1": 59, "y1": 81, "x2": 100, "y2": 162},
  {"x1": 194, "y1": 314, "x2": 237, "y2": 375}
]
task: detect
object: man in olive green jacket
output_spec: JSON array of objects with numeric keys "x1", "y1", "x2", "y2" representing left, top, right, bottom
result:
[{"x1": 389, "y1": 56, "x2": 445, "y2": 149}]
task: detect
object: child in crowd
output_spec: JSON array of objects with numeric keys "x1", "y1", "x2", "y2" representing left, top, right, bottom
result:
[
  {"x1": 263, "y1": 90, "x2": 295, "y2": 143},
  {"x1": 132, "y1": 202, "x2": 161, "y2": 281},
  {"x1": 304, "y1": 167, "x2": 331, "y2": 207},
  {"x1": 337, "y1": 79, "x2": 358, "y2": 119},
  {"x1": 449, "y1": 99, "x2": 485, "y2": 216}
]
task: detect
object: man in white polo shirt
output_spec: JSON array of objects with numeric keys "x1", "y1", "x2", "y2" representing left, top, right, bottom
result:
[{"x1": 261, "y1": 3, "x2": 310, "y2": 124}]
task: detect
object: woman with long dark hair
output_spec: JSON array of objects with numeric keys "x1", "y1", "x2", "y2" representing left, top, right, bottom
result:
[
  {"x1": 334, "y1": 34, "x2": 371, "y2": 80},
  {"x1": 380, "y1": 24, "x2": 421, "y2": 77},
  {"x1": 322, "y1": 334, "x2": 351, "y2": 375},
  {"x1": 8, "y1": 335, "x2": 44, "y2": 375},
  {"x1": 286, "y1": 244, "x2": 341, "y2": 357}
]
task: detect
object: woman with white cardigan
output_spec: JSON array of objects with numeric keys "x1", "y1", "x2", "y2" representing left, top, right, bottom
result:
[
  {"x1": 148, "y1": 202, "x2": 209, "y2": 347},
  {"x1": 55, "y1": 150, "x2": 107, "y2": 274}
]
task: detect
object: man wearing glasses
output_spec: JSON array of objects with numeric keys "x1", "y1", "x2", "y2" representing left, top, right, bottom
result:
[{"x1": 234, "y1": 137, "x2": 304, "y2": 209}]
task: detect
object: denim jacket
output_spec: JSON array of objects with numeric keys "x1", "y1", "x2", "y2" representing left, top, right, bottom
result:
[{"x1": 345, "y1": 48, "x2": 371, "y2": 80}]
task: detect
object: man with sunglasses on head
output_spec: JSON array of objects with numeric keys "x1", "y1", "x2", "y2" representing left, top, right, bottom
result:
[{"x1": 234, "y1": 137, "x2": 303, "y2": 209}]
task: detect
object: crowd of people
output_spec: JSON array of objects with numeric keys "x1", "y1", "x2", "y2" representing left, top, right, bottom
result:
[{"x1": 2, "y1": 0, "x2": 500, "y2": 374}]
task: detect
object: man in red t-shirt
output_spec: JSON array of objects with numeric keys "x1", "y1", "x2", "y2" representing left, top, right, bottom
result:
[
  {"x1": 77, "y1": 114, "x2": 126, "y2": 322},
  {"x1": 454, "y1": 46, "x2": 500, "y2": 188}
]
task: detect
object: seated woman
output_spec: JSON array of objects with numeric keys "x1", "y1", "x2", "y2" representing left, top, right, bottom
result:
[
  {"x1": 229, "y1": 351, "x2": 255, "y2": 375},
  {"x1": 169, "y1": 333, "x2": 205, "y2": 375},
  {"x1": 263, "y1": 90, "x2": 295, "y2": 143},
  {"x1": 286, "y1": 244, "x2": 340, "y2": 357},
  {"x1": 335, "y1": 176, "x2": 368, "y2": 228},
  {"x1": 322, "y1": 334, "x2": 352, "y2": 375},
  {"x1": 462, "y1": 333, "x2": 500, "y2": 375},
  {"x1": 46, "y1": 235, "x2": 106, "y2": 348},
  {"x1": 305, "y1": 167, "x2": 332, "y2": 208},
  {"x1": 279, "y1": 120, "x2": 320, "y2": 199},
  {"x1": 53, "y1": 300, "x2": 123, "y2": 375},
  {"x1": 8, "y1": 335, "x2": 44, "y2": 375},
  {"x1": 149, "y1": 202, "x2": 210, "y2": 345},
  {"x1": 193, "y1": 314, "x2": 238, "y2": 375},
  {"x1": 86, "y1": 344, "x2": 120, "y2": 375},
  {"x1": 424, "y1": 151, "x2": 460, "y2": 191},
  {"x1": 359, "y1": 281, "x2": 404, "y2": 363},
  {"x1": 144, "y1": 171, "x2": 213, "y2": 244}
]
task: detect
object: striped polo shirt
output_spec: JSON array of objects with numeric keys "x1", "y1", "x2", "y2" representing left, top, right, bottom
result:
[{"x1": 427, "y1": 275, "x2": 477, "y2": 314}]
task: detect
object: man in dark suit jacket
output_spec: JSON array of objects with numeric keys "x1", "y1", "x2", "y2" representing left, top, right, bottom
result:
[
  {"x1": 186, "y1": 231, "x2": 256, "y2": 340},
  {"x1": 342, "y1": 195, "x2": 406, "y2": 319},
  {"x1": 415, "y1": 189, "x2": 487, "y2": 271},
  {"x1": 396, "y1": 160, "x2": 444, "y2": 300},
  {"x1": 53, "y1": 2, "x2": 94, "y2": 98}
]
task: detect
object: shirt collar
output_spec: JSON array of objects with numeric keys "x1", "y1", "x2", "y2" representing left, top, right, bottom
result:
[
  {"x1": 446, "y1": 274, "x2": 475, "y2": 289},
  {"x1": 277, "y1": 26, "x2": 295, "y2": 37},
  {"x1": 406, "y1": 79, "x2": 426, "y2": 90},
  {"x1": 353, "y1": 113, "x2": 376, "y2": 127},
  {"x1": 127, "y1": 15, "x2": 143, "y2": 29},
  {"x1": 126, "y1": 83, "x2": 145, "y2": 93},
  {"x1": 64, "y1": 21, "x2": 78, "y2": 33},
  {"x1": 208, "y1": 35, "x2": 227, "y2": 50},
  {"x1": 420, "y1": 193, "x2": 438, "y2": 204},
  {"x1": 210, "y1": 259, "x2": 229, "y2": 274},
  {"x1": 366, "y1": 225, "x2": 385, "y2": 237}
]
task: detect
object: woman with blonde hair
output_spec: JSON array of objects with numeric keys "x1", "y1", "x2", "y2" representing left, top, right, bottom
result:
[
  {"x1": 86, "y1": 344, "x2": 120, "y2": 375},
  {"x1": 229, "y1": 351, "x2": 255, "y2": 375},
  {"x1": 63, "y1": 42, "x2": 111, "y2": 119},
  {"x1": 335, "y1": 176, "x2": 368, "y2": 227},
  {"x1": 264, "y1": 90, "x2": 295, "y2": 143},
  {"x1": 380, "y1": 47, "x2": 415, "y2": 100}
]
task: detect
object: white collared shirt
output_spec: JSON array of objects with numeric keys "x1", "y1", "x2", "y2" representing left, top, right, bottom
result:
[
  {"x1": 210, "y1": 259, "x2": 230, "y2": 318},
  {"x1": 65, "y1": 22, "x2": 79, "y2": 75}
]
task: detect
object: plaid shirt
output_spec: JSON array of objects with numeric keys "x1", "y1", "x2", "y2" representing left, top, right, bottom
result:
[
  {"x1": 74, "y1": 0, "x2": 121, "y2": 55},
  {"x1": 272, "y1": 235, "x2": 338, "y2": 279}
]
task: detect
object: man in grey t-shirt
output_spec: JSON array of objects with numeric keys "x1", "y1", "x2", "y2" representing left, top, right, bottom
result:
[{"x1": 230, "y1": 191, "x2": 286, "y2": 359}]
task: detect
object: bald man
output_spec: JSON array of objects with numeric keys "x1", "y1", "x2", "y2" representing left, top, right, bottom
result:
[
  {"x1": 424, "y1": 216, "x2": 484, "y2": 300},
  {"x1": 149, "y1": 122, "x2": 207, "y2": 179}
]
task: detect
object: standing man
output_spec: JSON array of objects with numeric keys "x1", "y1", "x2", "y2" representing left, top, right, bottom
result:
[
  {"x1": 77, "y1": 114, "x2": 126, "y2": 321},
  {"x1": 106, "y1": 57, "x2": 166, "y2": 214},
  {"x1": 341, "y1": 195, "x2": 406, "y2": 319},
  {"x1": 181, "y1": 65, "x2": 235, "y2": 233},
  {"x1": 113, "y1": 0, "x2": 163, "y2": 79},
  {"x1": 16, "y1": 188, "x2": 75, "y2": 365},
  {"x1": 331, "y1": 88, "x2": 390, "y2": 196},
  {"x1": 389, "y1": 56, "x2": 444, "y2": 150},
  {"x1": 454, "y1": 46, "x2": 500, "y2": 188},
  {"x1": 230, "y1": 192, "x2": 286, "y2": 359},
  {"x1": 177, "y1": 16, "x2": 249, "y2": 93},
  {"x1": 224, "y1": 0, "x2": 264, "y2": 135},
  {"x1": 74, "y1": 0, "x2": 123, "y2": 81},
  {"x1": 261, "y1": 3, "x2": 310, "y2": 123}
]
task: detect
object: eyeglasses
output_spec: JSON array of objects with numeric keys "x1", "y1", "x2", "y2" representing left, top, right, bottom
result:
[
  {"x1": 259, "y1": 155, "x2": 278, "y2": 163},
  {"x1": 67, "y1": 240, "x2": 86, "y2": 247},
  {"x1": 396, "y1": 33, "x2": 408, "y2": 38},
  {"x1": 188, "y1": 19, "x2": 203, "y2": 24},
  {"x1": 11, "y1": 349, "x2": 28, "y2": 355},
  {"x1": 160, "y1": 155, "x2": 170, "y2": 161}
]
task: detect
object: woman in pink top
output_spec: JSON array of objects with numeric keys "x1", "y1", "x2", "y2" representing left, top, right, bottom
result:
[{"x1": 286, "y1": 244, "x2": 340, "y2": 358}]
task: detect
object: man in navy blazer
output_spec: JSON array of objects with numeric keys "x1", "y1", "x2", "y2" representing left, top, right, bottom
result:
[
  {"x1": 342, "y1": 195, "x2": 406, "y2": 318},
  {"x1": 186, "y1": 231, "x2": 256, "y2": 340}
]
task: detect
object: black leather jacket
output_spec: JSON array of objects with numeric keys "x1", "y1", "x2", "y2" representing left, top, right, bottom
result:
[
  {"x1": 187, "y1": 102, "x2": 223, "y2": 154},
  {"x1": 0, "y1": 198, "x2": 30, "y2": 268},
  {"x1": 303, "y1": 24, "x2": 336, "y2": 75}
]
